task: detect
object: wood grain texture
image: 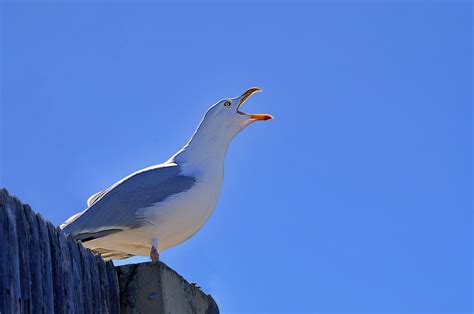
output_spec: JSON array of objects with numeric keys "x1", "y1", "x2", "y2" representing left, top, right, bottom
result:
[{"x1": 0, "y1": 188, "x2": 120, "y2": 313}]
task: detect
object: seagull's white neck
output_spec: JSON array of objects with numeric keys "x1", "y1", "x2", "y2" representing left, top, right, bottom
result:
[{"x1": 168, "y1": 120, "x2": 237, "y2": 174}]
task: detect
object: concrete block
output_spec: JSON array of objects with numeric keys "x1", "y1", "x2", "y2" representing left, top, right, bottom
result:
[{"x1": 117, "y1": 262, "x2": 219, "y2": 314}]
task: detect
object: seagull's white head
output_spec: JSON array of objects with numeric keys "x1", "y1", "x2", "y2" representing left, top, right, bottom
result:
[
  {"x1": 198, "y1": 87, "x2": 273, "y2": 142},
  {"x1": 172, "y1": 87, "x2": 272, "y2": 166}
]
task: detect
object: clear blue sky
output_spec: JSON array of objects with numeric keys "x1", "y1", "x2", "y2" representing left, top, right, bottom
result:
[{"x1": 1, "y1": 1, "x2": 472, "y2": 313}]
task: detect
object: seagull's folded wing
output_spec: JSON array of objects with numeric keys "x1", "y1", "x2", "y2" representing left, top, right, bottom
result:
[{"x1": 61, "y1": 163, "x2": 196, "y2": 242}]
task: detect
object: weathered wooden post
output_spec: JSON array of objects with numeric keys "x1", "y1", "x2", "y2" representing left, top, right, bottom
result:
[{"x1": 0, "y1": 189, "x2": 120, "y2": 313}]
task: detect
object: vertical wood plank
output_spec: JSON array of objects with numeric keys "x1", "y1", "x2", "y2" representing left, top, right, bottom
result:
[
  {"x1": 91, "y1": 255, "x2": 103, "y2": 313},
  {"x1": 79, "y1": 245, "x2": 94, "y2": 314},
  {"x1": 0, "y1": 189, "x2": 12, "y2": 312},
  {"x1": 88, "y1": 252, "x2": 102, "y2": 311},
  {"x1": 97, "y1": 256, "x2": 110, "y2": 312},
  {"x1": 4, "y1": 193, "x2": 21, "y2": 313},
  {"x1": 58, "y1": 230, "x2": 74, "y2": 313},
  {"x1": 106, "y1": 261, "x2": 120, "y2": 314},
  {"x1": 67, "y1": 235, "x2": 84, "y2": 314},
  {"x1": 16, "y1": 199, "x2": 32, "y2": 312},
  {"x1": 24, "y1": 204, "x2": 43, "y2": 313},
  {"x1": 48, "y1": 223, "x2": 63, "y2": 313},
  {"x1": 36, "y1": 214, "x2": 54, "y2": 313}
]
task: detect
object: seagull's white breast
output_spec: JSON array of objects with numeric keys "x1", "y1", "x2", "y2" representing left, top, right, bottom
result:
[
  {"x1": 133, "y1": 165, "x2": 223, "y2": 251},
  {"x1": 139, "y1": 169, "x2": 223, "y2": 251}
]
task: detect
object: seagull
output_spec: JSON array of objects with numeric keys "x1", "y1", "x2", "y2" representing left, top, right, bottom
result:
[{"x1": 60, "y1": 87, "x2": 272, "y2": 261}]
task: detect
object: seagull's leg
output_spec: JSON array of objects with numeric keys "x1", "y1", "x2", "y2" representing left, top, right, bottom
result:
[
  {"x1": 150, "y1": 237, "x2": 160, "y2": 262},
  {"x1": 150, "y1": 246, "x2": 160, "y2": 262}
]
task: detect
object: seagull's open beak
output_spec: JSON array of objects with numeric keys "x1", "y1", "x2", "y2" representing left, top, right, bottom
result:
[{"x1": 237, "y1": 87, "x2": 273, "y2": 121}]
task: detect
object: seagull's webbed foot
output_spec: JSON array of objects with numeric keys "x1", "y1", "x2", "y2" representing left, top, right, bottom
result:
[{"x1": 150, "y1": 246, "x2": 160, "y2": 262}]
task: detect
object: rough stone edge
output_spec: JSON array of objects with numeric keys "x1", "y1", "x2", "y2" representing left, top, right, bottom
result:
[{"x1": 117, "y1": 261, "x2": 220, "y2": 314}]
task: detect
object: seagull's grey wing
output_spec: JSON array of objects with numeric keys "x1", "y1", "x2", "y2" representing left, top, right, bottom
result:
[{"x1": 61, "y1": 164, "x2": 196, "y2": 241}]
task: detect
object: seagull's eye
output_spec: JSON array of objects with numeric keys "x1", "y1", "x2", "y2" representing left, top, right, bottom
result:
[{"x1": 223, "y1": 101, "x2": 231, "y2": 107}]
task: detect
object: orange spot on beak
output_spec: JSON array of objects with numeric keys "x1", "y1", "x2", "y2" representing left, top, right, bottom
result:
[{"x1": 249, "y1": 114, "x2": 273, "y2": 121}]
